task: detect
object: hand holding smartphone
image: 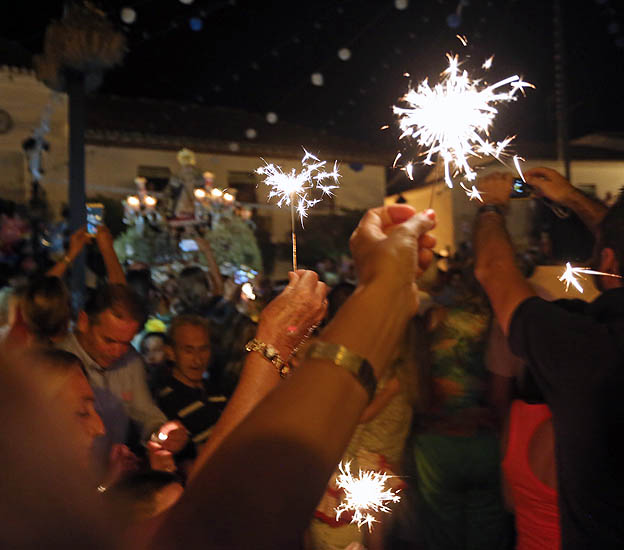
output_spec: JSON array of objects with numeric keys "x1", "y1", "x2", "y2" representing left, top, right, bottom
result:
[
  {"x1": 86, "y1": 202, "x2": 105, "y2": 235},
  {"x1": 510, "y1": 178, "x2": 532, "y2": 199}
]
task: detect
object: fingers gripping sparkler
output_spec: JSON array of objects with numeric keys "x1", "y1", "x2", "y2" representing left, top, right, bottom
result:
[
  {"x1": 393, "y1": 53, "x2": 533, "y2": 190},
  {"x1": 256, "y1": 149, "x2": 341, "y2": 271},
  {"x1": 559, "y1": 262, "x2": 623, "y2": 293},
  {"x1": 334, "y1": 460, "x2": 401, "y2": 532}
]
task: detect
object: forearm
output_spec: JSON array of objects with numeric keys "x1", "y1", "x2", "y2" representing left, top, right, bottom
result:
[
  {"x1": 474, "y1": 212, "x2": 534, "y2": 333},
  {"x1": 196, "y1": 237, "x2": 224, "y2": 296},
  {"x1": 559, "y1": 188, "x2": 608, "y2": 236},
  {"x1": 188, "y1": 352, "x2": 282, "y2": 481},
  {"x1": 46, "y1": 257, "x2": 71, "y2": 278},
  {"x1": 46, "y1": 249, "x2": 81, "y2": 278},
  {"x1": 474, "y1": 212, "x2": 518, "y2": 284},
  {"x1": 152, "y1": 281, "x2": 413, "y2": 549},
  {"x1": 359, "y1": 380, "x2": 399, "y2": 423},
  {"x1": 100, "y1": 245, "x2": 126, "y2": 285}
]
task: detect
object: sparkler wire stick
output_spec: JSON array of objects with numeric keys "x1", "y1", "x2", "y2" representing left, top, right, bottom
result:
[{"x1": 290, "y1": 195, "x2": 297, "y2": 271}]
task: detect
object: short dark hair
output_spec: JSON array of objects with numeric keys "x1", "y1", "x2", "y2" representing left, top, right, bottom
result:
[
  {"x1": 168, "y1": 314, "x2": 211, "y2": 345},
  {"x1": 598, "y1": 190, "x2": 624, "y2": 275},
  {"x1": 22, "y1": 276, "x2": 71, "y2": 342},
  {"x1": 83, "y1": 283, "x2": 146, "y2": 326},
  {"x1": 140, "y1": 331, "x2": 169, "y2": 354}
]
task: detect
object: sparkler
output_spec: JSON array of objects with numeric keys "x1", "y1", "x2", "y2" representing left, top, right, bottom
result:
[
  {"x1": 256, "y1": 149, "x2": 341, "y2": 271},
  {"x1": 393, "y1": 53, "x2": 533, "y2": 189},
  {"x1": 559, "y1": 262, "x2": 623, "y2": 293},
  {"x1": 459, "y1": 181, "x2": 483, "y2": 202},
  {"x1": 334, "y1": 460, "x2": 401, "y2": 532}
]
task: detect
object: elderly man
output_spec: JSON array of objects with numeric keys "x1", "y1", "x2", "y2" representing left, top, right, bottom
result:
[
  {"x1": 59, "y1": 284, "x2": 188, "y2": 468},
  {"x1": 473, "y1": 167, "x2": 624, "y2": 549},
  {"x1": 157, "y1": 315, "x2": 227, "y2": 454}
]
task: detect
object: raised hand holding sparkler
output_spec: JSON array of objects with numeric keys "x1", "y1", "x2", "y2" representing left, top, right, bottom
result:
[
  {"x1": 256, "y1": 149, "x2": 341, "y2": 271},
  {"x1": 393, "y1": 52, "x2": 533, "y2": 193}
]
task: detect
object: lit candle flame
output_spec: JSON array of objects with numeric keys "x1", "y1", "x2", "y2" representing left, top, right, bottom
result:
[
  {"x1": 194, "y1": 188, "x2": 207, "y2": 200},
  {"x1": 127, "y1": 195, "x2": 141, "y2": 208},
  {"x1": 223, "y1": 192, "x2": 235, "y2": 202},
  {"x1": 211, "y1": 188, "x2": 223, "y2": 199},
  {"x1": 144, "y1": 195, "x2": 157, "y2": 208},
  {"x1": 393, "y1": 54, "x2": 533, "y2": 189},
  {"x1": 334, "y1": 460, "x2": 401, "y2": 532}
]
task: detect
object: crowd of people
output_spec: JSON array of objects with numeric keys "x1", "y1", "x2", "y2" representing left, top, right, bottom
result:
[{"x1": 0, "y1": 166, "x2": 622, "y2": 550}]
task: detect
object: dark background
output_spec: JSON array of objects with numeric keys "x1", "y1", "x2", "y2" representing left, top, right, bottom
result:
[{"x1": 2, "y1": 0, "x2": 623, "y2": 147}]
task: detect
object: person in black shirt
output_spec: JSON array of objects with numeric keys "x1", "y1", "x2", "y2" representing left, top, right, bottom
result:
[
  {"x1": 156, "y1": 315, "x2": 227, "y2": 467},
  {"x1": 473, "y1": 167, "x2": 624, "y2": 549}
]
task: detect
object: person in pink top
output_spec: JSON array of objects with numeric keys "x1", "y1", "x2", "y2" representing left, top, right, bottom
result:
[{"x1": 501, "y1": 371, "x2": 560, "y2": 550}]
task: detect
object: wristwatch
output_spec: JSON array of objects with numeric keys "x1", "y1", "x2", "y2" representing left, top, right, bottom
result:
[{"x1": 304, "y1": 340, "x2": 377, "y2": 403}]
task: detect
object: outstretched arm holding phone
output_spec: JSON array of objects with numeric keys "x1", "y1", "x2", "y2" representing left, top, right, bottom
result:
[{"x1": 46, "y1": 225, "x2": 126, "y2": 285}]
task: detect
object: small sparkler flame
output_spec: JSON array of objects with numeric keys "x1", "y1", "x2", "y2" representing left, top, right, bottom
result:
[
  {"x1": 334, "y1": 461, "x2": 401, "y2": 532},
  {"x1": 256, "y1": 149, "x2": 340, "y2": 226},
  {"x1": 482, "y1": 55, "x2": 494, "y2": 70},
  {"x1": 460, "y1": 181, "x2": 484, "y2": 202},
  {"x1": 393, "y1": 54, "x2": 534, "y2": 188},
  {"x1": 559, "y1": 262, "x2": 623, "y2": 293}
]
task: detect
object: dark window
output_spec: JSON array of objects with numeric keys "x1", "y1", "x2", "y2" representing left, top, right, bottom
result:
[{"x1": 137, "y1": 165, "x2": 171, "y2": 192}]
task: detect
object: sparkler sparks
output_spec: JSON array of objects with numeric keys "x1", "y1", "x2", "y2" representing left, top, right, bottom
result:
[
  {"x1": 256, "y1": 149, "x2": 341, "y2": 271},
  {"x1": 334, "y1": 461, "x2": 401, "y2": 532},
  {"x1": 559, "y1": 262, "x2": 623, "y2": 293},
  {"x1": 256, "y1": 149, "x2": 340, "y2": 225},
  {"x1": 393, "y1": 54, "x2": 533, "y2": 189},
  {"x1": 459, "y1": 181, "x2": 483, "y2": 202}
]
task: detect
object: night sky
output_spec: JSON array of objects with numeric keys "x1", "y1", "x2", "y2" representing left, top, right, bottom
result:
[{"x1": 2, "y1": 0, "x2": 623, "y2": 146}]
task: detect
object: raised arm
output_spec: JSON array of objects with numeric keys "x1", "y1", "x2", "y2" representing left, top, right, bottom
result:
[
  {"x1": 94, "y1": 225, "x2": 127, "y2": 285},
  {"x1": 473, "y1": 172, "x2": 535, "y2": 335},
  {"x1": 149, "y1": 205, "x2": 436, "y2": 550},
  {"x1": 188, "y1": 269, "x2": 328, "y2": 480},
  {"x1": 193, "y1": 235, "x2": 224, "y2": 297},
  {"x1": 524, "y1": 166, "x2": 608, "y2": 236},
  {"x1": 46, "y1": 227, "x2": 90, "y2": 278}
]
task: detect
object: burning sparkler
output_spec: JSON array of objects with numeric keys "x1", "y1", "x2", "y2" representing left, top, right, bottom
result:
[
  {"x1": 334, "y1": 460, "x2": 401, "y2": 532},
  {"x1": 393, "y1": 53, "x2": 533, "y2": 189},
  {"x1": 559, "y1": 262, "x2": 623, "y2": 293},
  {"x1": 256, "y1": 149, "x2": 340, "y2": 270},
  {"x1": 459, "y1": 181, "x2": 483, "y2": 202}
]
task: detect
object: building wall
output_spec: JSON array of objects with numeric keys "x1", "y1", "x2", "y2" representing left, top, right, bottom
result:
[
  {"x1": 0, "y1": 68, "x2": 68, "y2": 211},
  {"x1": 83, "y1": 145, "x2": 385, "y2": 237},
  {"x1": 387, "y1": 158, "x2": 624, "y2": 254}
]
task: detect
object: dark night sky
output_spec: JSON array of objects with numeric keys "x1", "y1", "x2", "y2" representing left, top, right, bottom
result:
[{"x1": 2, "y1": 0, "x2": 623, "y2": 146}]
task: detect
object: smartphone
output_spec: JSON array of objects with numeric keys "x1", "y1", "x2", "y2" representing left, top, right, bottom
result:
[
  {"x1": 510, "y1": 178, "x2": 532, "y2": 199},
  {"x1": 86, "y1": 202, "x2": 105, "y2": 235},
  {"x1": 179, "y1": 239, "x2": 199, "y2": 252},
  {"x1": 234, "y1": 268, "x2": 258, "y2": 284}
]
